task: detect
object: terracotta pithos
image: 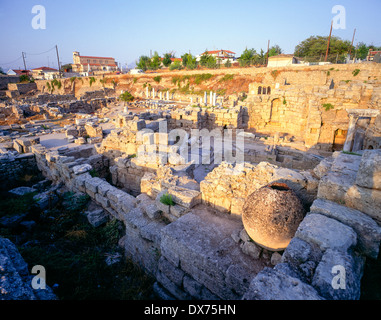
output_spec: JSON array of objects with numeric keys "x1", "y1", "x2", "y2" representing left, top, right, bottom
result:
[{"x1": 242, "y1": 182, "x2": 305, "y2": 251}]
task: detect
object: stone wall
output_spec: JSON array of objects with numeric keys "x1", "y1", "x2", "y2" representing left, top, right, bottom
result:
[
  {"x1": 24, "y1": 139, "x2": 381, "y2": 300},
  {"x1": 0, "y1": 75, "x2": 19, "y2": 90},
  {"x1": 200, "y1": 161, "x2": 319, "y2": 216},
  {"x1": 246, "y1": 79, "x2": 381, "y2": 152},
  {"x1": 0, "y1": 152, "x2": 38, "y2": 191}
]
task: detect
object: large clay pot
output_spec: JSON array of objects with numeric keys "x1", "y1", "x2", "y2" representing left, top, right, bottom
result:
[{"x1": 242, "y1": 182, "x2": 305, "y2": 251}]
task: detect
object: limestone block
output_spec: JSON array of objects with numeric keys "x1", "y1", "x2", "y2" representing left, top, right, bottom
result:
[
  {"x1": 95, "y1": 193, "x2": 110, "y2": 208},
  {"x1": 167, "y1": 186, "x2": 201, "y2": 209},
  {"x1": 295, "y1": 213, "x2": 357, "y2": 253},
  {"x1": 140, "y1": 199, "x2": 161, "y2": 220},
  {"x1": 143, "y1": 132, "x2": 154, "y2": 145},
  {"x1": 355, "y1": 149, "x2": 381, "y2": 190},
  {"x1": 240, "y1": 241, "x2": 261, "y2": 259},
  {"x1": 242, "y1": 267, "x2": 323, "y2": 300},
  {"x1": 158, "y1": 256, "x2": 185, "y2": 287},
  {"x1": 85, "y1": 207, "x2": 109, "y2": 227},
  {"x1": 170, "y1": 204, "x2": 188, "y2": 218},
  {"x1": 312, "y1": 249, "x2": 364, "y2": 300},
  {"x1": 344, "y1": 185, "x2": 381, "y2": 224},
  {"x1": 310, "y1": 198, "x2": 381, "y2": 259},
  {"x1": 84, "y1": 177, "x2": 104, "y2": 195},
  {"x1": 72, "y1": 163, "x2": 92, "y2": 175},
  {"x1": 97, "y1": 181, "x2": 114, "y2": 197},
  {"x1": 154, "y1": 132, "x2": 169, "y2": 145}
]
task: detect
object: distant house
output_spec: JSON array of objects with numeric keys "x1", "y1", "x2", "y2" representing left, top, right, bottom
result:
[
  {"x1": 197, "y1": 50, "x2": 236, "y2": 64},
  {"x1": 267, "y1": 54, "x2": 302, "y2": 67},
  {"x1": 31, "y1": 67, "x2": 59, "y2": 80},
  {"x1": 7, "y1": 69, "x2": 31, "y2": 76},
  {"x1": 72, "y1": 51, "x2": 118, "y2": 75},
  {"x1": 367, "y1": 49, "x2": 381, "y2": 62}
]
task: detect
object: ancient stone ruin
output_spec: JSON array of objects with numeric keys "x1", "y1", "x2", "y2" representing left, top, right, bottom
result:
[{"x1": 1, "y1": 64, "x2": 381, "y2": 300}]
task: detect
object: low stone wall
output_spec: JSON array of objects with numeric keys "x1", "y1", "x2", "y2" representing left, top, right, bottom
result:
[
  {"x1": 0, "y1": 75, "x2": 19, "y2": 90},
  {"x1": 0, "y1": 152, "x2": 39, "y2": 191},
  {"x1": 200, "y1": 161, "x2": 319, "y2": 216}
]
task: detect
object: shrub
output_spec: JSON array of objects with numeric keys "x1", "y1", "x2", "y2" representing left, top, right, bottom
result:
[
  {"x1": 169, "y1": 61, "x2": 182, "y2": 70},
  {"x1": 219, "y1": 74, "x2": 234, "y2": 82},
  {"x1": 120, "y1": 91, "x2": 134, "y2": 102},
  {"x1": 194, "y1": 73, "x2": 213, "y2": 85},
  {"x1": 89, "y1": 77, "x2": 96, "y2": 87},
  {"x1": 153, "y1": 76, "x2": 161, "y2": 83},
  {"x1": 19, "y1": 75, "x2": 30, "y2": 83},
  {"x1": 160, "y1": 193, "x2": 175, "y2": 206},
  {"x1": 323, "y1": 103, "x2": 334, "y2": 111},
  {"x1": 271, "y1": 70, "x2": 281, "y2": 80},
  {"x1": 352, "y1": 69, "x2": 360, "y2": 77}
]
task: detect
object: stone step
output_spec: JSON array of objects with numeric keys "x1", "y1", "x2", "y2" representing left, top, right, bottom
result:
[{"x1": 310, "y1": 198, "x2": 381, "y2": 259}]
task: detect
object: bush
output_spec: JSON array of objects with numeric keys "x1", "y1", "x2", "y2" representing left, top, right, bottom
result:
[
  {"x1": 323, "y1": 103, "x2": 334, "y2": 111},
  {"x1": 120, "y1": 91, "x2": 134, "y2": 102},
  {"x1": 219, "y1": 74, "x2": 234, "y2": 82},
  {"x1": 153, "y1": 76, "x2": 161, "y2": 83},
  {"x1": 160, "y1": 193, "x2": 175, "y2": 206},
  {"x1": 89, "y1": 77, "x2": 96, "y2": 87},
  {"x1": 352, "y1": 69, "x2": 360, "y2": 77},
  {"x1": 169, "y1": 61, "x2": 182, "y2": 70},
  {"x1": 194, "y1": 73, "x2": 213, "y2": 85}
]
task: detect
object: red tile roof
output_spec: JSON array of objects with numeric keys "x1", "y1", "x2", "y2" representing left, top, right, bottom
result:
[
  {"x1": 79, "y1": 55, "x2": 115, "y2": 60},
  {"x1": 10, "y1": 69, "x2": 30, "y2": 75},
  {"x1": 204, "y1": 50, "x2": 236, "y2": 55},
  {"x1": 32, "y1": 66, "x2": 58, "y2": 71}
]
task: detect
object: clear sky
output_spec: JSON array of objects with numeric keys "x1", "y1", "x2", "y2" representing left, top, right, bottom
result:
[{"x1": 0, "y1": 0, "x2": 380, "y2": 71}]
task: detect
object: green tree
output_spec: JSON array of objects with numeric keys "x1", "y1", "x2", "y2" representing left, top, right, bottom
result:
[
  {"x1": 136, "y1": 55, "x2": 151, "y2": 71},
  {"x1": 239, "y1": 48, "x2": 257, "y2": 67},
  {"x1": 120, "y1": 91, "x2": 134, "y2": 104},
  {"x1": 162, "y1": 53, "x2": 172, "y2": 67},
  {"x1": 268, "y1": 45, "x2": 283, "y2": 57},
  {"x1": 294, "y1": 35, "x2": 353, "y2": 63},
  {"x1": 0, "y1": 67, "x2": 5, "y2": 75},
  {"x1": 200, "y1": 53, "x2": 217, "y2": 69},
  {"x1": 150, "y1": 51, "x2": 161, "y2": 70},
  {"x1": 169, "y1": 60, "x2": 182, "y2": 70},
  {"x1": 356, "y1": 42, "x2": 368, "y2": 60},
  {"x1": 182, "y1": 53, "x2": 197, "y2": 70}
]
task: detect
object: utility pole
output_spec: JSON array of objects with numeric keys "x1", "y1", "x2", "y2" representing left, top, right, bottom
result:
[
  {"x1": 55, "y1": 45, "x2": 61, "y2": 78},
  {"x1": 325, "y1": 21, "x2": 333, "y2": 62},
  {"x1": 22, "y1": 52, "x2": 27, "y2": 71},
  {"x1": 266, "y1": 40, "x2": 270, "y2": 65},
  {"x1": 349, "y1": 28, "x2": 356, "y2": 59}
]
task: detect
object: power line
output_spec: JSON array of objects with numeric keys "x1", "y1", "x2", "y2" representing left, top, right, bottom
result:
[
  {"x1": 0, "y1": 56, "x2": 23, "y2": 66},
  {"x1": 24, "y1": 46, "x2": 56, "y2": 56}
]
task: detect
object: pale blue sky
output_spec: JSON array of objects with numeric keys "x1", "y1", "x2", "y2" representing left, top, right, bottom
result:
[{"x1": 0, "y1": 0, "x2": 380, "y2": 70}]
